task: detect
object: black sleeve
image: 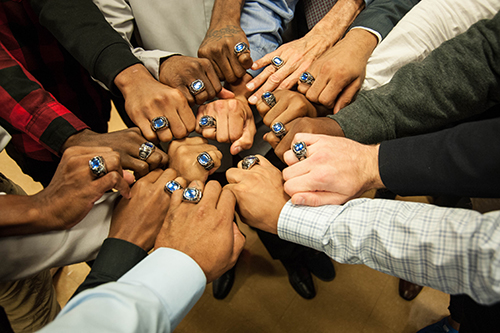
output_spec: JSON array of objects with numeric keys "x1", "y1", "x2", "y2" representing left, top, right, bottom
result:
[
  {"x1": 379, "y1": 113, "x2": 500, "y2": 198},
  {"x1": 72, "y1": 238, "x2": 148, "y2": 298}
]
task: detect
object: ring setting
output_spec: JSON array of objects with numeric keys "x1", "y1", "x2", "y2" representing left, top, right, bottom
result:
[
  {"x1": 89, "y1": 156, "x2": 107, "y2": 178},
  {"x1": 151, "y1": 116, "x2": 169, "y2": 131},
  {"x1": 199, "y1": 115, "x2": 217, "y2": 128},
  {"x1": 271, "y1": 122, "x2": 287, "y2": 139},
  {"x1": 262, "y1": 91, "x2": 276, "y2": 108},
  {"x1": 139, "y1": 142, "x2": 155, "y2": 161},
  {"x1": 271, "y1": 56, "x2": 284, "y2": 69},
  {"x1": 197, "y1": 151, "x2": 214, "y2": 171},
  {"x1": 189, "y1": 79, "x2": 205, "y2": 95},
  {"x1": 299, "y1": 72, "x2": 315, "y2": 85},
  {"x1": 292, "y1": 141, "x2": 307, "y2": 161},
  {"x1": 183, "y1": 187, "x2": 202, "y2": 203},
  {"x1": 164, "y1": 180, "x2": 183, "y2": 194},
  {"x1": 234, "y1": 42, "x2": 249, "y2": 55},
  {"x1": 242, "y1": 155, "x2": 260, "y2": 170}
]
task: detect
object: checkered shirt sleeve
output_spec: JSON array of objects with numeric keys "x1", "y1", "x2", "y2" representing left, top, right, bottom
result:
[{"x1": 278, "y1": 198, "x2": 500, "y2": 305}]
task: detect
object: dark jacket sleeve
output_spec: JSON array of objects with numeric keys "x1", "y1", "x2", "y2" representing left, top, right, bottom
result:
[
  {"x1": 330, "y1": 10, "x2": 500, "y2": 144},
  {"x1": 379, "y1": 114, "x2": 500, "y2": 198},
  {"x1": 29, "y1": 0, "x2": 141, "y2": 94}
]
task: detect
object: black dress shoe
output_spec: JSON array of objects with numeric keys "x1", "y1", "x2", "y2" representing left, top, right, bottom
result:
[
  {"x1": 305, "y1": 250, "x2": 336, "y2": 282},
  {"x1": 282, "y1": 261, "x2": 316, "y2": 299},
  {"x1": 398, "y1": 279, "x2": 423, "y2": 301},
  {"x1": 212, "y1": 265, "x2": 235, "y2": 300}
]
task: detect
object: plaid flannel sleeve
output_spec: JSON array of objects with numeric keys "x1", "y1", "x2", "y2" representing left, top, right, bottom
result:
[{"x1": 278, "y1": 198, "x2": 500, "y2": 305}]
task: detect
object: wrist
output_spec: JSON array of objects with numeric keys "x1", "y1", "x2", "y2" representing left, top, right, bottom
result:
[
  {"x1": 366, "y1": 144, "x2": 384, "y2": 190},
  {"x1": 60, "y1": 129, "x2": 93, "y2": 153},
  {"x1": 114, "y1": 64, "x2": 155, "y2": 97}
]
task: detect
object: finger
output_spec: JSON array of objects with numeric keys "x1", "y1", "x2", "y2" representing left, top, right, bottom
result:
[
  {"x1": 262, "y1": 101, "x2": 287, "y2": 127},
  {"x1": 333, "y1": 80, "x2": 360, "y2": 114},
  {"x1": 281, "y1": 161, "x2": 309, "y2": 182},
  {"x1": 136, "y1": 118, "x2": 159, "y2": 142},
  {"x1": 122, "y1": 170, "x2": 136, "y2": 185},
  {"x1": 208, "y1": 58, "x2": 225, "y2": 81},
  {"x1": 237, "y1": 52, "x2": 253, "y2": 70},
  {"x1": 305, "y1": 74, "x2": 330, "y2": 105},
  {"x1": 217, "y1": 88, "x2": 235, "y2": 99},
  {"x1": 227, "y1": 107, "x2": 245, "y2": 144},
  {"x1": 199, "y1": 180, "x2": 221, "y2": 207},
  {"x1": 177, "y1": 102, "x2": 197, "y2": 133},
  {"x1": 219, "y1": 55, "x2": 238, "y2": 83},
  {"x1": 246, "y1": 66, "x2": 275, "y2": 103},
  {"x1": 96, "y1": 171, "x2": 131, "y2": 199},
  {"x1": 230, "y1": 118, "x2": 256, "y2": 154},
  {"x1": 291, "y1": 191, "x2": 348, "y2": 206},
  {"x1": 137, "y1": 168, "x2": 164, "y2": 183},
  {"x1": 178, "y1": 86, "x2": 196, "y2": 105},
  {"x1": 215, "y1": 110, "x2": 229, "y2": 143},
  {"x1": 250, "y1": 52, "x2": 274, "y2": 71},
  {"x1": 263, "y1": 131, "x2": 280, "y2": 149},
  {"x1": 206, "y1": 66, "x2": 223, "y2": 95},
  {"x1": 227, "y1": 53, "x2": 247, "y2": 80},
  {"x1": 255, "y1": 97, "x2": 271, "y2": 118},
  {"x1": 166, "y1": 111, "x2": 189, "y2": 139},
  {"x1": 231, "y1": 222, "x2": 246, "y2": 262},
  {"x1": 318, "y1": 81, "x2": 346, "y2": 109},
  {"x1": 206, "y1": 149, "x2": 223, "y2": 174},
  {"x1": 225, "y1": 167, "x2": 246, "y2": 184},
  {"x1": 283, "y1": 149, "x2": 298, "y2": 166}
]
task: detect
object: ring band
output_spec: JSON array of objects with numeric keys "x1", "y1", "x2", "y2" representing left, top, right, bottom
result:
[
  {"x1": 151, "y1": 116, "x2": 169, "y2": 132},
  {"x1": 199, "y1": 115, "x2": 217, "y2": 128},
  {"x1": 242, "y1": 155, "x2": 260, "y2": 170},
  {"x1": 183, "y1": 187, "x2": 202, "y2": 203},
  {"x1": 262, "y1": 91, "x2": 276, "y2": 108},
  {"x1": 234, "y1": 42, "x2": 250, "y2": 56},
  {"x1": 189, "y1": 79, "x2": 205, "y2": 95},
  {"x1": 139, "y1": 142, "x2": 155, "y2": 161},
  {"x1": 271, "y1": 122, "x2": 287, "y2": 140},
  {"x1": 292, "y1": 141, "x2": 307, "y2": 161},
  {"x1": 299, "y1": 72, "x2": 315, "y2": 85},
  {"x1": 89, "y1": 156, "x2": 107, "y2": 178},
  {"x1": 197, "y1": 151, "x2": 214, "y2": 171},
  {"x1": 164, "y1": 180, "x2": 183, "y2": 194},
  {"x1": 271, "y1": 56, "x2": 284, "y2": 70}
]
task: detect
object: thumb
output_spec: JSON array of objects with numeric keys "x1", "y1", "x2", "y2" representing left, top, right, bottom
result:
[
  {"x1": 217, "y1": 88, "x2": 235, "y2": 100},
  {"x1": 291, "y1": 191, "x2": 348, "y2": 207}
]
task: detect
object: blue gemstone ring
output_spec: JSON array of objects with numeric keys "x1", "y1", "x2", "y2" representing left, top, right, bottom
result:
[
  {"x1": 234, "y1": 42, "x2": 249, "y2": 56},
  {"x1": 164, "y1": 180, "x2": 183, "y2": 194},
  {"x1": 299, "y1": 72, "x2": 315, "y2": 85},
  {"x1": 262, "y1": 91, "x2": 276, "y2": 108},
  {"x1": 271, "y1": 122, "x2": 287, "y2": 140},
  {"x1": 183, "y1": 187, "x2": 203, "y2": 203},
  {"x1": 189, "y1": 79, "x2": 205, "y2": 95},
  {"x1": 89, "y1": 155, "x2": 107, "y2": 178},
  {"x1": 292, "y1": 141, "x2": 307, "y2": 161},
  {"x1": 151, "y1": 116, "x2": 169, "y2": 132},
  {"x1": 197, "y1": 151, "x2": 214, "y2": 171},
  {"x1": 271, "y1": 56, "x2": 285, "y2": 70},
  {"x1": 242, "y1": 155, "x2": 260, "y2": 170},
  {"x1": 138, "y1": 141, "x2": 155, "y2": 161},
  {"x1": 199, "y1": 115, "x2": 217, "y2": 129}
]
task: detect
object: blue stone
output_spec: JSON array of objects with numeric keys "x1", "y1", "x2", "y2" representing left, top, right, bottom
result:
[
  {"x1": 90, "y1": 158, "x2": 100, "y2": 169},
  {"x1": 144, "y1": 142, "x2": 154, "y2": 148},
  {"x1": 235, "y1": 43, "x2": 245, "y2": 52},
  {"x1": 272, "y1": 57, "x2": 283, "y2": 66},
  {"x1": 294, "y1": 142, "x2": 304, "y2": 151},
  {"x1": 200, "y1": 117, "x2": 209, "y2": 126},
  {"x1": 272, "y1": 123, "x2": 283, "y2": 132},
  {"x1": 166, "y1": 181, "x2": 180, "y2": 193},
  {"x1": 153, "y1": 118, "x2": 165, "y2": 128},
  {"x1": 192, "y1": 80, "x2": 203, "y2": 91},
  {"x1": 300, "y1": 73, "x2": 308, "y2": 81},
  {"x1": 184, "y1": 188, "x2": 198, "y2": 199},
  {"x1": 262, "y1": 92, "x2": 272, "y2": 99},
  {"x1": 198, "y1": 153, "x2": 210, "y2": 165}
]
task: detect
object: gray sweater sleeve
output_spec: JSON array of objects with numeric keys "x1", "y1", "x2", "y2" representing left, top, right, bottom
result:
[{"x1": 329, "y1": 11, "x2": 500, "y2": 144}]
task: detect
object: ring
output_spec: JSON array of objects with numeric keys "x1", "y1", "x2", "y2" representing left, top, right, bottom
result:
[
  {"x1": 189, "y1": 79, "x2": 205, "y2": 95},
  {"x1": 89, "y1": 156, "x2": 107, "y2": 178},
  {"x1": 183, "y1": 187, "x2": 202, "y2": 203},
  {"x1": 164, "y1": 180, "x2": 183, "y2": 194},
  {"x1": 292, "y1": 141, "x2": 307, "y2": 161},
  {"x1": 139, "y1": 142, "x2": 155, "y2": 161},
  {"x1": 151, "y1": 116, "x2": 169, "y2": 132},
  {"x1": 262, "y1": 91, "x2": 276, "y2": 108},
  {"x1": 234, "y1": 42, "x2": 250, "y2": 56},
  {"x1": 271, "y1": 56, "x2": 284, "y2": 70},
  {"x1": 242, "y1": 155, "x2": 260, "y2": 170},
  {"x1": 199, "y1": 115, "x2": 217, "y2": 128},
  {"x1": 271, "y1": 122, "x2": 287, "y2": 139},
  {"x1": 197, "y1": 151, "x2": 214, "y2": 171},
  {"x1": 299, "y1": 72, "x2": 315, "y2": 85}
]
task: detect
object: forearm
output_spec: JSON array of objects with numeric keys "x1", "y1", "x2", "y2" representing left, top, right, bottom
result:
[
  {"x1": 278, "y1": 198, "x2": 500, "y2": 305},
  {"x1": 209, "y1": 0, "x2": 244, "y2": 27},
  {"x1": 0, "y1": 195, "x2": 44, "y2": 237}
]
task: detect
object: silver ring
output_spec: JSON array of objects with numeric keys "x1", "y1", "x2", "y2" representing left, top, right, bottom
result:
[
  {"x1": 189, "y1": 79, "x2": 205, "y2": 95},
  {"x1": 139, "y1": 142, "x2": 155, "y2": 161},
  {"x1": 183, "y1": 187, "x2": 202, "y2": 203},
  {"x1": 292, "y1": 141, "x2": 307, "y2": 161},
  {"x1": 242, "y1": 155, "x2": 260, "y2": 170},
  {"x1": 262, "y1": 91, "x2": 276, "y2": 108},
  {"x1": 271, "y1": 122, "x2": 287, "y2": 140},
  {"x1": 271, "y1": 56, "x2": 284, "y2": 70},
  {"x1": 89, "y1": 156, "x2": 107, "y2": 178},
  {"x1": 164, "y1": 180, "x2": 183, "y2": 194},
  {"x1": 234, "y1": 42, "x2": 249, "y2": 56},
  {"x1": 197, "y1": 151, "x2": 214, "y2": 171},
  {"x1": 199, "y1": 115, "x2": 217, "y2": 128},
  {"x1": 151, "y1": 116, "x2": 169, "y2": 132},
  {"x1": 299, "y1": 72, "x2": 315, "y2": 85}
]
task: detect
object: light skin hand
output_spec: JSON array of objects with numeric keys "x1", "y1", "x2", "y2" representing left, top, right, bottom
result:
[
  {"x1": 225, "y1": 155, "x2": 289, "y2": 234},
  {"x1": 167, "y1": 137, "x2": 223, "y2": 183},
  {"x1": 155, "y1": 180, "x2": 245, "y2": 283},
  {"x1": 297, "y1": 28, "x2": 378, "y2": 112},
  {"x1": 114, "y1": 63, "x2": 195, "y2": 142},
  {"x1": 61, "y1": 128, "x2": 169, "y2": 179},
  {"x1": 282, "y1": 133, "x2": 384, "y2": 206}
]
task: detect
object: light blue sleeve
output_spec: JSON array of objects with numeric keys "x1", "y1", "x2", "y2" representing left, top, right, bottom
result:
[{"x1": 38, "y1": 248, "x2": 206, "y2": 333}]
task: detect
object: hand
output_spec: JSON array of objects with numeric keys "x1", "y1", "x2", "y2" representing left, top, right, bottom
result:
[
  {"x1": 282, "y1": 133, "x2": 383, "y2": 206},
  {"x1": 297, "y1": 29, "x2": 378, "y2": 113},
  {"x1": 167, "y1": 137, "x2": 223, "y2": 183},
  {"x1": 196, "y1": 96, "x2": 256, "y2": 155},
  {"x1": 109, "y1": 169, "x2": 187, "y2": 251},
  {"x1": 225, "y1": 155, "x2": 289, "y2": 234},
  {"x1": 265, "y1": 117, "x2": 345, "y2": 161},
  {"x1": 155, "y1": 180, "x2": 245, "y2": 282},
  {"x1": 62, "y1": 128, "x2": 169, "y2": 179},
  {"x1": 159, "y1": 55, "x2": 234, "y2": 105},
  {"x1": 114, "y1": 64, "x2": 195, "y2": 142}
]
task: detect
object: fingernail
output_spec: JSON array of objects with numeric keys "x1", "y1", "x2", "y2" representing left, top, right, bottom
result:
[
  {"x1": 248, "y1": 96, "x2": 258, "y2": 104},
  {"x1": 251, "y1": 63, "x2": 258, "y2": 70},
  {"x1": 246, "y1": 82, "x2": 255, "y2": 90},
  {"x1": 295, "y1": 196, "x2": 305, "y2": 205},
  {"x1": 233, "y1": 146, "x2": 241, "y2": 154}
]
